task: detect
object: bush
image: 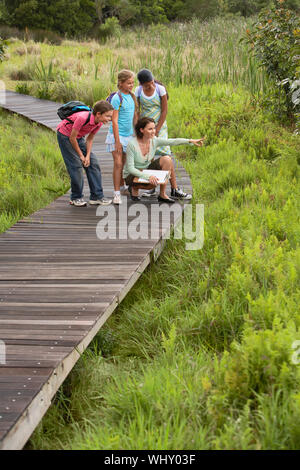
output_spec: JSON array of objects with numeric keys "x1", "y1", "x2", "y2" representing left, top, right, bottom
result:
[
  {"x1": 97, "y1": 17, "x2": 121, "y2": 40},
  {"x1": 0, "y1": 24, "x2": 62, "y2": 44},
  {"x1": 245, "y1": 0, "x2": 300, "y2": 122},
  {"x1": 0, "y1": 36, "x2": 7, "y2": 61},
  {"x1": 26, "y1": 28, "x2": 62, "y2": 45},
  {"x1": 15, "y1": 82, "x2": 33, "y2": 95},
  {"x1": 9, "y1": 60, "x2": 37, "y2": 80},
  {"x1": 0, "y1": 24, "x2": 24, "y2": 40}
]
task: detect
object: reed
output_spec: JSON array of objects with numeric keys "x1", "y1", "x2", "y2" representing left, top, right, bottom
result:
[{"x1": 0, "y1": 16, "x2": 270, "y2": 100}]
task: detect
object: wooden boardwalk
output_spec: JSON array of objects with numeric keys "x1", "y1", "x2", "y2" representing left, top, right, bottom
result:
[{"x1": 0, "y1": 91, "x2": 192, "y2": 449}]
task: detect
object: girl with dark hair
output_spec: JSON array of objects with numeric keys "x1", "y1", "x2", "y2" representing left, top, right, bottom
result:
[
  {"x1": 135, "y1": 69, "x2": 170, "y2": 156},
  {"x1": 123, "y1": 117, "x2": 204, "y2": 202}
]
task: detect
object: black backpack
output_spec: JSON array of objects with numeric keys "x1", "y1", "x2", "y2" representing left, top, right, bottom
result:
[{"x1": 57, "y1": 101, "x2": 92, "y2": 125}]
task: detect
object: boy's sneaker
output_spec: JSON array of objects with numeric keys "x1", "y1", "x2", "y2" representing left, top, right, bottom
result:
[
  {"x1": 70, "y1": 198, "x2": 87, "y2": 207},
  {"x1": 141, "y1": 188, "x2": 156, "y2": 197},
  {"x1": 113, "y1": 194, "x2": 122, "y2": 205},
  {"x1": 171, "y1": 187, "x2": 192, "y2": 200},
  {"x1": 89, "y1": 198, "x2": 112, "y2": 206}
]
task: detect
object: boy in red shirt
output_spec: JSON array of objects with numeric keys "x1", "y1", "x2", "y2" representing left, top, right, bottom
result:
[{"x1": 57, "y1": 100, "x2": 113, "y2": 206}]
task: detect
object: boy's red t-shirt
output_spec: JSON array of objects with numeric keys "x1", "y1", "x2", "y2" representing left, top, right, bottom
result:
[{"x1": 57, "y1": 111, "x2": 102, "y2": 138}]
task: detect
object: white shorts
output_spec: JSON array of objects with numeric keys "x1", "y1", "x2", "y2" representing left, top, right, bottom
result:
[{"x1": 105, "y1": 132, "x2": 133, "y2": 153}]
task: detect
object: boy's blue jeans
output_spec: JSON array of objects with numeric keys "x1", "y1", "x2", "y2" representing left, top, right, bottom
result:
[{"x1": 57, "y1": 131, "x2": 104, "y2": 201}]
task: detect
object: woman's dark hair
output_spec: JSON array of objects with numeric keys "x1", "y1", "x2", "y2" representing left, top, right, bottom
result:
[
  {"x1": 93, "y1": 100, "x2": 113, "y2": 115},
  {"x1": 135, "y1": 117, "x2": 155, "y2": 139}
]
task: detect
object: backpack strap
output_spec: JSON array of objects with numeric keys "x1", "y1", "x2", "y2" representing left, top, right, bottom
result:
[
  {"x1": 154, "y1": 80, "x2": 169, "y2": 100},
  {"x1": 65, "y1": 110, "x2": 92, "y2": 126},
  {"x1": 137, "y1": 84, "x2": 162, "y2": 102},
  {"x1": 117, "y1": 91, "x2": 123, "y2": 111},
  {"x1": 83, "y1": 111, "x2": 92, "y2": 126},
  {"x1": 155, "y1": 83, "x2": 162, "y2": 97}
]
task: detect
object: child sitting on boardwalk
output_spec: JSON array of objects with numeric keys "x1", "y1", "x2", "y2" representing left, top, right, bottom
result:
[
  {"x1": 105, "y1": 69, "x2": 138, "y2": 205},
  {"x1": 57, "y1": 100, "x2": 113, "y2": 207},
  {"x1": 123, "y1": 117, "x2": 205, "y2": 203}
]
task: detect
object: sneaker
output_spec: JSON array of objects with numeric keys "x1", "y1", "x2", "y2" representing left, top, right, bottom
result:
[
  {"x1": 141, "y1": 187, "x2": 156, "y2": 197},
  {"x1": 171, "y1": 187, "x2": 192, "y2": 200},
  {"x1": 113, "y1": 193, "x2": 122, "y2": 205},
  {"x1": 89, "y1": 198, "x2": 112, "y2": 206},
  {"x1": 70, "y1": 198, "x2": 87, "y2": 207}
]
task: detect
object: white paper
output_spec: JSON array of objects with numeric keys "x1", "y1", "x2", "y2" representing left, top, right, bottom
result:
[{"x1": 137, "y1": 169, "x2": 170, "y2": 184}]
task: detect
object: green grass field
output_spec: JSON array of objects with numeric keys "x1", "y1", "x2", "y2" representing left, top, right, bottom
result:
[
  {"x1": 0, "y1": 110, "x2": 68, "y2": 233},
  {"x1": 0, "y1": 17, "x2": 299, "y2": 450}
]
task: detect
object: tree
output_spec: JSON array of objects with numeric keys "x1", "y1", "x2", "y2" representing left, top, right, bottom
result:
[
  {"x1": 160, "y1": 0, "x2": 186, "y2": 21},
  {"x1": 4, "y1": 0, "x2": 97, "y2": 36},
  {"x1": 177, "y1": 0, "x2": 220, "y2": 20},
  {"x1": 49, "y1": 0, "x2": 97, "y2": 36},
  {"x1": 104, "y1": 0, "x2": 140, "y2": 26},
  {"x1": 138, "y1": 0, "x2": 168, "y2": 24},
  {"x1": 94, "y1": 0, "x2": 106, "y2": 23},
  {"x1": 226, "y1": 0, "x2": 300, "y2": 16}
]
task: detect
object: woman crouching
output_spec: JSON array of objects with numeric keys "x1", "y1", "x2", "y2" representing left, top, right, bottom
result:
[{"x1": 123, "y1": 117, "x2": 204, "y2": 203}]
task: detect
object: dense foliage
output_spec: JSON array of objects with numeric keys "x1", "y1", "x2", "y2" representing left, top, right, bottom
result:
[
  {"x1": 246, "y1": 0, "x2": 300, "y2": 122},
  {"x1": 2, "y1": 0, "x2": 97, "y2": 37},
  {"x1": 0, "y1": 0, "x2": 299, "y2": 36},
  {"x1": 0, "y1": 36, "x2": 5, "y2": 60}
]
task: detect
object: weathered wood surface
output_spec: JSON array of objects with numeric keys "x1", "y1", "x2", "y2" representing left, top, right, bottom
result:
[{"x1": 0, "y1": 90, "x2": 192, "y2": 449}]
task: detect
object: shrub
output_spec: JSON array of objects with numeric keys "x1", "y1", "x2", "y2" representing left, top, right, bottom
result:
[
  {"x1": 0, "y1": 24, "x2": 62, "y2": 44},
  {"x1": 26, "y1": 28, "x2": 62, "y2": 45},
  {"x1": 97, "y1": 17, "x2": 121, "y2": 40},
  {"x1": 15, "y1": 82, "x2": 33, "y2": 95},
  {"x1": 9, "y1": 60, "x2": 37, "y2": 80},
  {"x1": 0, "y1": 25, "x2": 23, "y2": 40},
  {"x1": 245, "y1": 0, "x2": 300, "y2": 122},
  {"x1": 0, "y1": 36, "x2": 7, "y2": 61}
]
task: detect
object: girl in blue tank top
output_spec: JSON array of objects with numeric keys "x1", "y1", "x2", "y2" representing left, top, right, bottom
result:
[{"x1": 105, "y1": 69, "x2": 138, "y2": 205}]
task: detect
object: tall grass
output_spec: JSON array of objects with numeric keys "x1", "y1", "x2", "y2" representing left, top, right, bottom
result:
[
  {"x1": 0, "y1": 110, "x2": 69, "y2": 233},
  {"x1": 27, "y1": 83, "x2": 300, "y2": 450},
  {"x1": 0, "y1": 16, "x2": 269, "y2": 102}
]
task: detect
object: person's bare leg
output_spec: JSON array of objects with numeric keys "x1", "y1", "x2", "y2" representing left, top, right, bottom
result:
[
  {"x1": 120, "y1": 152, "x2": 126, "y2": 188},
  {"x1": 159, "y1": 156, "x2": 175, "y2": 198},
  {"x1": 112, "y1": 150, "x2": 123, "y2": 191}
]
